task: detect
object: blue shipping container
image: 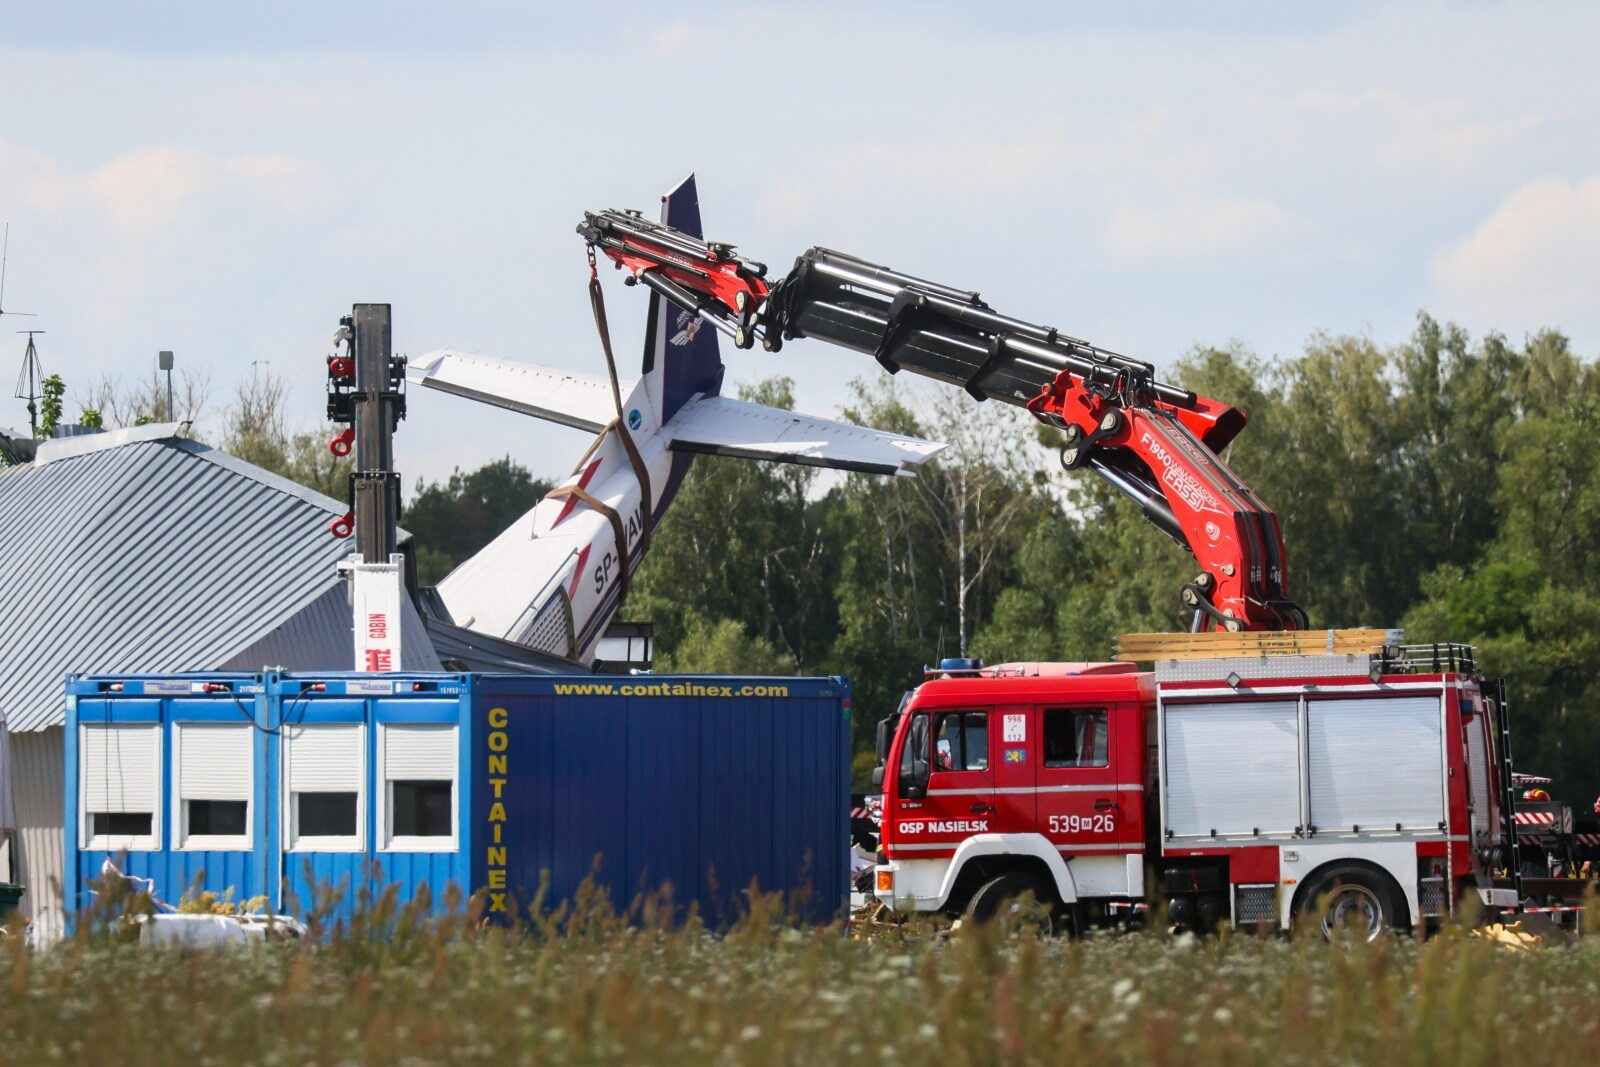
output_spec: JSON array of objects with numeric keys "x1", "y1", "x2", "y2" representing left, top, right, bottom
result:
[{"x1": 63, "y1": 672, "x2": 851, "y2": 926}]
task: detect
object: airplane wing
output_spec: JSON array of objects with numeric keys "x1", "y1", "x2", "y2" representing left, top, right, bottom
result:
[
  {"x1": 664, "y1": 395, "x2": 946, "y2": 475},
  {"x1": 406, "y1": 349, "x2": 633, "y2": 433}
]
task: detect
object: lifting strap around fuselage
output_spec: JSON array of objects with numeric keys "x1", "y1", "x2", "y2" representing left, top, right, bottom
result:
[{"x1": 541, "y1": 265, "x2": 655, "y2": 612}]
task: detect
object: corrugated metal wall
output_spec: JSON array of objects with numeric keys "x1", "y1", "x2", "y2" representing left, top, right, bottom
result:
[
  {"x1": 13, "y1": 728, "x2": 64, "y2": 942},
  {"x1": 0, "y1": 434, "x2": 353, "y2": 733}
]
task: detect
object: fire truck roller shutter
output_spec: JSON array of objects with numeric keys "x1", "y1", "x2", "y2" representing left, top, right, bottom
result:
[
  {"x1": 1464, "y1": 707, "x2": 1492, "y2": 838},
  {"x1": 1163, "y1": 701, "x2": 1301, "y2": 839},
  {"x1": 1307, "y1": 697, "x2": 1444, "y2": 832}
]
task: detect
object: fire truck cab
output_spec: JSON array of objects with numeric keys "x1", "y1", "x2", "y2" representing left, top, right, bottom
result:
[{"x1": 872, "y1": 640, "x2": 1517, "y2": 937}]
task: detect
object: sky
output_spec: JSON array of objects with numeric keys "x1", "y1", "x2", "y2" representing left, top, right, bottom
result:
[{"x1": 1, "y1": 1, "x2": 1598, "y2": 485}]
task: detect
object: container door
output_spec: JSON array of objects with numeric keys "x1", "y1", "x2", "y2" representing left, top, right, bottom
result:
[
  {"x1": 1035, "y1": 703, "x2": 1130, "y2": 858},
  {"x1": 913, "y1": 709, "x2": 997, "y2": 851}
]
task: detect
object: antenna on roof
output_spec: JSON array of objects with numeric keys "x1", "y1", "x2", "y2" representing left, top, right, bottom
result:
[
  {"x1": 0, "y1": 224, "x2": 38, "y2": 323},
  {"x1": 14, "y1": 330, "x2": 45, "y2": 437}
]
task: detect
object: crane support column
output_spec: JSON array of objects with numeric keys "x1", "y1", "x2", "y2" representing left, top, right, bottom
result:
[
  {"x1": 328, "y1": 302, "x2": 408, "y2": 670},
  {"x1": 351, "y1": 303, "x2": 403, "y2": 565}
]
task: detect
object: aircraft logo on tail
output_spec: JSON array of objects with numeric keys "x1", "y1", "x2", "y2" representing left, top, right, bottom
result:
[{"x1": 669, "y1": 309, "x2": 701, "y2": 347}]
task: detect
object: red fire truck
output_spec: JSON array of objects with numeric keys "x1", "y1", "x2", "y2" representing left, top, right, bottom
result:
[
  {"x1": 868, "y1": 644, "x2": 1517, "y2": 937},
  {"x1": 576, "y1": 209, "x2": 1532, "y2": 936}
]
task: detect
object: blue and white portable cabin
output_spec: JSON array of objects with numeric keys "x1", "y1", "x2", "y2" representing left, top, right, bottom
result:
[
  {"x1": 64, "y1": 671, "x2": 852, "y2": 926},
  {"x1": 272, "y1": 672, "x2": 473, "y2": 916},
  {"x1": 63, "y1": 671, "x2": 472, "y2": 919},
  {"x1": 63, "y1": 673, "x2": 273, "y2": 914}
]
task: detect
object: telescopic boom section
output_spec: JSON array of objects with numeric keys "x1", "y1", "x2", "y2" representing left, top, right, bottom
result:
[
  {"x1": 578, "y1": 216, "x2": 1306, "y2": 632},
  {"x1": 578, "y1": 209, "x2": 772, "y2": 350}
]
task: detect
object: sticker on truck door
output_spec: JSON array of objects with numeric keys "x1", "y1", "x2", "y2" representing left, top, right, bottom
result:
[{"x1": 1002, "y1": 713, "x2": 1026, "y2": 743}]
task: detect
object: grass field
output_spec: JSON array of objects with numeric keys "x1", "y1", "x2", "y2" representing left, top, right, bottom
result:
[{"x1": 3, "y1": 889, "x2": 1600, "y2": 1065}]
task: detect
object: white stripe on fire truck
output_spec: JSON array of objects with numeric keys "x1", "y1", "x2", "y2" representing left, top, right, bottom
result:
[
  {"x1": 924, "y1": 783, "x2": 1147, "y2": 797},
  {"x1": 894, "y1": 837, "x2": 1482, "y2": 855}
]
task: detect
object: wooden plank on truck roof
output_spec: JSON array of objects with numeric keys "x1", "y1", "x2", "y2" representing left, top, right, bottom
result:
[{"x1": 1113, "y1": 628, "x2": 1399, "y2": 662}]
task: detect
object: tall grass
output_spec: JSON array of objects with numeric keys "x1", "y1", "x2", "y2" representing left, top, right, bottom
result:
[{"x1": 3, "y1": 889, "x2": 1599, "y2": 1065}]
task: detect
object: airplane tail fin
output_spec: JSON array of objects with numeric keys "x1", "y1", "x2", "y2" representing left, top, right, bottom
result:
[{"x1": 637, "y1": 174, "x2": 725, "y2": 431}]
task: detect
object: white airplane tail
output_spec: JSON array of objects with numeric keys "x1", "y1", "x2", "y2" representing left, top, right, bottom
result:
[{"x1": 407, "y1": 176, "x2": 943, "y2": 664}]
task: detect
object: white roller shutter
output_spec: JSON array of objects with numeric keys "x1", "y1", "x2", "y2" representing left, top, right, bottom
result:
[
  {"x1": 383, "y1": 725, "x2": 456, "y2": 780},
  {"x1": 1165, "y1": 701, "x2": 1300, "y2": 837},
  {"x1": 286, "y1": 725, "x2": 362, "y2": 792},
  {"x1": 178, "y1": 725, "x2": 252, "y2": 801},
  {"x1": 1308, "y1": 696, "x2": 1443, "y2": 831},
  {"x1": 82, "y1": 725, "x2": 160, "y2": 813},
  {"x1": 1466, "y1": 712, "x2": 1491, "y2": 836}
]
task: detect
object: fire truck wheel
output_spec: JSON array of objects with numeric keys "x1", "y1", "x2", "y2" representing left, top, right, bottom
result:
[
  {"x1": 964, "y1": 872, "x2": 1057, "y2": 934},
  {"x1": 1297, "y1": 864, "x2": 1409, "y2": 942}
]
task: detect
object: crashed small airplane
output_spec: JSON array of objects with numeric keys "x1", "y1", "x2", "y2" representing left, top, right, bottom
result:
[{"x1": 407, "y1": 176, "x2": 944, "y2": 665}]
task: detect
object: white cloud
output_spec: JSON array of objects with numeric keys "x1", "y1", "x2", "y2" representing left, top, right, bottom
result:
[
  {"x1": 1431, "y1": 174, "x2": 1600, "y2": 332},
  {"x1": 0, "y1": 136, "x2": 337, "y2": 383},
  {"x1": 1102, "y1": 196, "x2": 1317, "y2": 269},
  {"x1": 21, "y1": 144, "x2": 326, "y2": 232}
]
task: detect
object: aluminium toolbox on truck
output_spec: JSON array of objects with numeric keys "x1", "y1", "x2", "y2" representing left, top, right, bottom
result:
[{"x1": 63, "y1": 672, "x2": 852, "y2": 925}]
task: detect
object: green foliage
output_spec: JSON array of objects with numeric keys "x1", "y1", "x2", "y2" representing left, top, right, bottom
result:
[
  {"x1": 655, "y1": 615, "x2": 794, "y2": 675},
  {"x1": 403, "y1": 457, "x2": 552, "y2": 584},
  {"x1": 632, "y1": 379, "x2": 839, "y2": 673},
  {"x1": 36, "y1": 373, "x2": 64, "y2": 439},
  {"x1": 218, "y1": 371, "x2": 354, "y2": 500},
  {"x1": 78, "y1": 407, "x2": 103, "y2": 430}
]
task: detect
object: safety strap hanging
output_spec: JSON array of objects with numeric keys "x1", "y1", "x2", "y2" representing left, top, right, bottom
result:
[{"x1": 542, "y1": 251, "x2": 655, "y2": 608}]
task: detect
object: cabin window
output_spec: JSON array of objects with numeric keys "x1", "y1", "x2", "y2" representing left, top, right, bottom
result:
[
  {"x1": 81, "y1": 724, "x2": 161, "y2": 850},
  {"x1": 380, "y1": 724, "x2": 457, "y2": 851},
  {"x1": 932, "y1": 712, "x2": 989, "y2": 772},
  {"x1": 1043, "y1": 708, "x2": 1109, "y2": 768},
  {"x1": 284, "y1": 724, "x2": 363, "y2": 851},
  {"x1": 175, "y1": 723, "x2": 252, "y2": 849}
]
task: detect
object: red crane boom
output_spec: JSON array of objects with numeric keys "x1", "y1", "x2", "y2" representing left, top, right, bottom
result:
[{"x1": 579, "y1": 211, "x2": 1305, "y2": 632}]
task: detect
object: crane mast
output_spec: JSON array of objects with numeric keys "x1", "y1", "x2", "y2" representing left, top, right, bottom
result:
[{"x1": 578, "y1": 210, "x2": 1307, "y2": 633}]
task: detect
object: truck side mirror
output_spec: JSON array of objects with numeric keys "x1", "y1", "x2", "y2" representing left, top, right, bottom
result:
[
  {"x1": 870, "y1": 765, "x2": 885, "y2": 788},
  {"x1": 903, "y1": 759, "x2": 929, "y2": 800},
  {"x1": 875, "y1": 717, "x2": 891, "y2": 763}
]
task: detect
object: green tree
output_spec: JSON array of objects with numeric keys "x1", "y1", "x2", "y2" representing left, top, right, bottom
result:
[
  {"x1": 219, "y1": 370, "x2": 354, "y2": 503},
  {"x1": 37, "y1": 374, "x2": 64, "y2": 439},
  {"x1": 655, "y1": 615, "x2": 794, "y2": 674},
  {"x1": 404, "y1": 457, "x2": 552, "y2": 584},
  {"x1": 631, "y1": 378, "x2": 838, "y2": 672},
  {"x1": 1406, "y1": 368, "x2": 1600, "y2": 803}
]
